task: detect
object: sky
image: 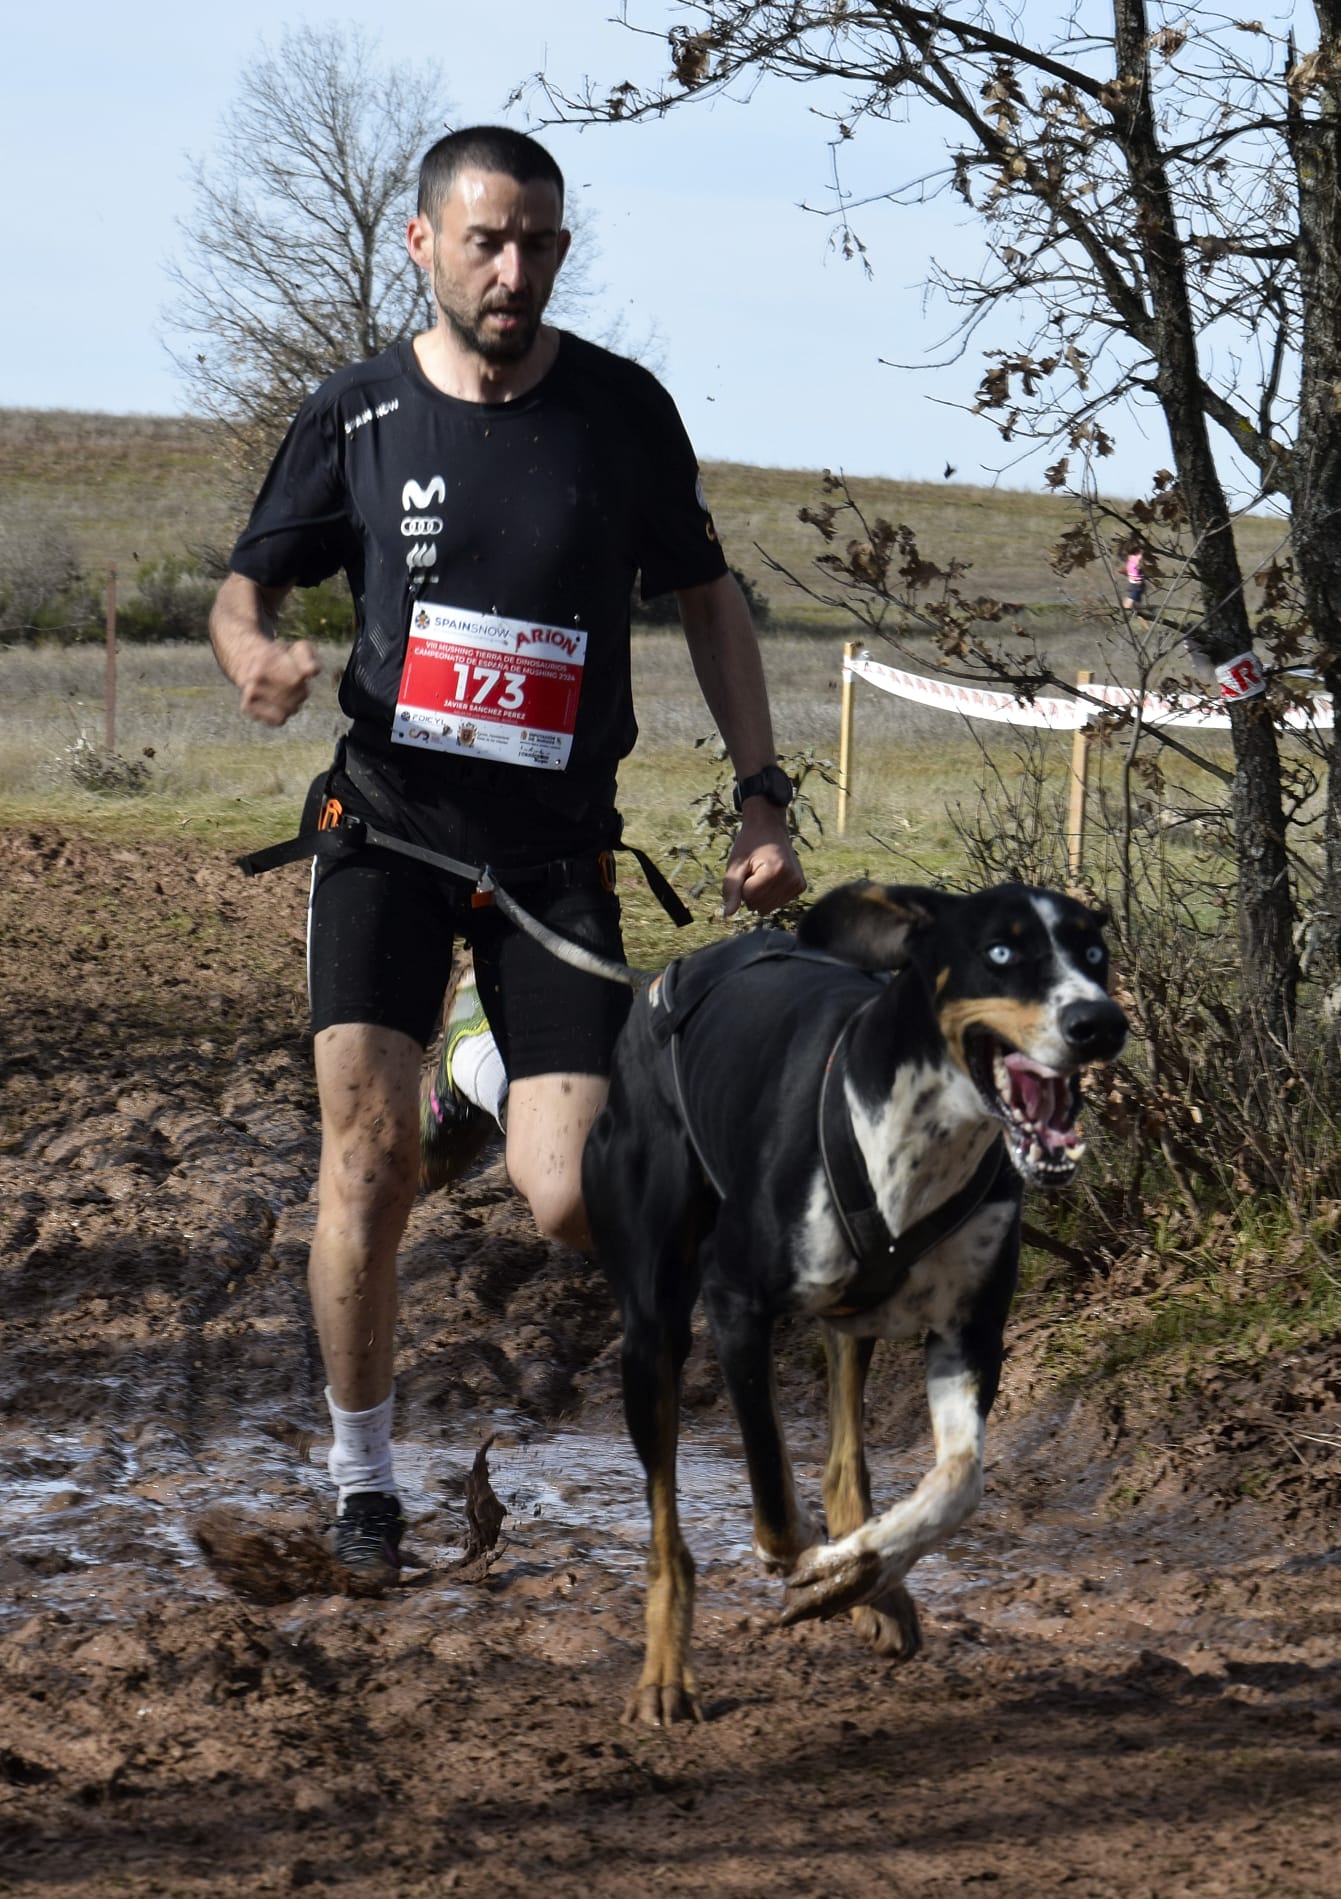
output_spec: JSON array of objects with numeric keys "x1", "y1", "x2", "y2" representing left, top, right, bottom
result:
[{"x1": 1, "y1": 0, "x2": 1179, "y2": 496}]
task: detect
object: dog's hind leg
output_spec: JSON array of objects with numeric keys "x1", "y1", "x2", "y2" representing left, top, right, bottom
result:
[
  {"x1": 622, "y1": 1307, "x2": 701, "y2": 1728},
  {"x1": 821, "y1": 1329, "x2": 922, "y2": 1661},
  {"x1": 707, "y1": 1281, "x2": 822, "y2": 1576}
]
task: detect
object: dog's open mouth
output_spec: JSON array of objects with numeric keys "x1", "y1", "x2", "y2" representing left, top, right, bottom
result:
[{"x1": 966, "y1": 1032, "x2": 1084, "y2": 1184}]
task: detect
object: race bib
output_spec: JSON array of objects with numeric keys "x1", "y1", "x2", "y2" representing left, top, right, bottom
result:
[{"x1": 392, "y1": 603, "x2": 587, "y2": 770}]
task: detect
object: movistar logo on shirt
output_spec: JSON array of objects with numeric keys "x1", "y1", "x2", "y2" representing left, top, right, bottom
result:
[{"x1": 401, "y1": 474, "x2": 445, "y2": 573}]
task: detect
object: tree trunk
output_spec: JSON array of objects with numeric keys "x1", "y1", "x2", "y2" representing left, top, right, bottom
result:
[
  {"x1": 1286, "y1": 21, "x2": 1341, "y2": 1008},
  {"x1": 1114, "y1": 0, "x2": 1297, "y2": 1056}
]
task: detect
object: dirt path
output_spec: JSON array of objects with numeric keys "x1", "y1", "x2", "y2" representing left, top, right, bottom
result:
[{"x1": 2, "y1": 826, "x2": 1339, "y2": 1898}]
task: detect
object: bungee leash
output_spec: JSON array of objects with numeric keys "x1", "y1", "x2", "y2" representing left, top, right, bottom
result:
[{"x1": 235, "y1": 808, "x2": 685, "y2": 990}]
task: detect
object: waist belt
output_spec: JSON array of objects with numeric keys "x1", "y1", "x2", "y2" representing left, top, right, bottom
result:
[{"x1": 235, "y1": 808, "x2": 688, "y2": 989}]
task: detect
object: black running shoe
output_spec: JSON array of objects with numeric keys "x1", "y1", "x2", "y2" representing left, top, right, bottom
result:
[
  {"x1": 419, "y1": 956, "x2": 497, "y2": 1193},
  {"x1": 333, "y1": 1491, "x2": 406, "y2": 1584}
]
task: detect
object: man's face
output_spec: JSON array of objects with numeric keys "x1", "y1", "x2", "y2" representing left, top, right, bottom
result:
[{"x1": 416, "y1": 168, "x2": 569, "y2": 364}]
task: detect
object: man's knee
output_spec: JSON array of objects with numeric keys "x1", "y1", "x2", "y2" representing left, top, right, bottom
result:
[
  {"x1": 321, "y1": 1117, "x2": 419, "y2": 1216},
  {"x1": 508, "y1": 1158, "x2": 590, "y2": 1251},
  {"x1": 314, "y1": 1023, "x2": 421, "y2": 1230},
  {"x1": 503, "y1": 1072, "x2": 607, "y2": 1250}
]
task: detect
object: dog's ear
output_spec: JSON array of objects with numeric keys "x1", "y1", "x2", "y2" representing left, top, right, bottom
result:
[{"x1": 797, "y1": 880, "x2": 941, "y2": 969}]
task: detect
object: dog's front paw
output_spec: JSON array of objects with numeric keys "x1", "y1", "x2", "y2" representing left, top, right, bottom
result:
[{"x1": 778, "y1": 1540, "x2": 885, "y2": 1625}]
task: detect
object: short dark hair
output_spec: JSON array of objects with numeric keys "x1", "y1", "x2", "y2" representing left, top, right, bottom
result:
[{"x1": 418, "y1": 126, "x2": 565, "y2": 224}]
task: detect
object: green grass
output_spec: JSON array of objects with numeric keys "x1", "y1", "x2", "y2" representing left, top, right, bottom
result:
[{"x1": 1033, "y1": 1193, "x2": 1341, "y2": 1396}]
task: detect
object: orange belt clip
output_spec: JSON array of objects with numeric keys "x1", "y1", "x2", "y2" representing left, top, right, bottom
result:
[{"x1": 317, "y1": 795, "x2": 344, "y2": 832}]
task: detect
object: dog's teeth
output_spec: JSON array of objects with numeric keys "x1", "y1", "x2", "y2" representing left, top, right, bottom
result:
[
  {"x1": 1071, "y1": 1140, "x2": 1087, "y2": 1161},
  {"x1": 1027, "y1": 1140, "x2": 1043, "y2": 1165}
]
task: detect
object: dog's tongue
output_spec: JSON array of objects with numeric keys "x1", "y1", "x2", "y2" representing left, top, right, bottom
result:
[{"x1": 1002, "y1": 1052, "x2": 1071, "y2": 1139}]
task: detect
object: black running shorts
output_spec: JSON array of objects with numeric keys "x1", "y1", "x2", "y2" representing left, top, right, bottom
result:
[{"x1": 306, "y1": 741, "x2": 632, "y2": 1080}]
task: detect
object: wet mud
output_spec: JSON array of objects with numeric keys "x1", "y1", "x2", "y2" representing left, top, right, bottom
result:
[{"x1": 2, "y1": 825, "x2": 1340, "y2": 1897}]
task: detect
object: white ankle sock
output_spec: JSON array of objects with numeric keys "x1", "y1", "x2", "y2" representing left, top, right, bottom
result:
[
  {"x1": 452, "y1": 1028, "x2": 509, "y2": 1128},
  {"x1": 325, "y1": 1386, "x2": 396, "y2": 1508}
]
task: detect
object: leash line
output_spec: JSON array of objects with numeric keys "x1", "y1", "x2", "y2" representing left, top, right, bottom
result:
[{"x1": 237, "y1": 815, "x2": 656, "y2": 989}]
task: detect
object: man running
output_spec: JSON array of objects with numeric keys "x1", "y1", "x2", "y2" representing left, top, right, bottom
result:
[{"x1": 209, "y1": 126, "x2": 805, "y2": 1580}]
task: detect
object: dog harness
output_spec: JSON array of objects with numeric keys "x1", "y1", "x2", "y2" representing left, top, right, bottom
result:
[{"x1": 646, "y1": 935, "x2": 1009, "y2": 1318}]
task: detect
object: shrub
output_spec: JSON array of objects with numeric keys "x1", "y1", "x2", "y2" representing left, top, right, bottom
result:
[
  {"x1": 65, "y1": 736, "x2": 152, "y2": 796},
  {"x1": 283, "y1": 575, "x2": 355, "y2": 644},
  {"x1": 0, "y1": 514, "x2": 96, "y2": 640},
  {"x1": 116, "y1": 557, "x2": 217, "y2": 643}
]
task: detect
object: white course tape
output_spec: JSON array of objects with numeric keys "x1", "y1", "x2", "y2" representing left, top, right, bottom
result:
[{"x1": 844, "y1": 653, "x2": 1333, "y2": 733}]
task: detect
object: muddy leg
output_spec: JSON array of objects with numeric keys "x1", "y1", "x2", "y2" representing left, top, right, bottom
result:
[
  {"x1": 822, "y1": 1328, "x2": 921, "y2": 1662},
  {"x1": 707, "y1": 1287, "x2": 821, "y2": 1575},
  {"x1": 310, "y1": 1023, "x2": 421, "y2": 1409}
]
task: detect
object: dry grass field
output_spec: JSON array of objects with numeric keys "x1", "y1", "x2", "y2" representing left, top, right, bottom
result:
[{"x1": 1, "y1": 406, "x2": 1292, "y2": 630}]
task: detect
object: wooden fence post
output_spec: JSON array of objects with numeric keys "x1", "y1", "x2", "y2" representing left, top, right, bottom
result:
[
  {"x1": 104, "y1": 565, "x2": 117, "y2": 754},
  {"x1": 837, "y1": 640, "x2": 856, "y2": 836},
  {"x1": 1067, "y1": 668, "x2": 1093, "y2": 885}
]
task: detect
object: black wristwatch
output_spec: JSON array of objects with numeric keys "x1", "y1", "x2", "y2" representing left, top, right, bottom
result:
[{"x1": 733, "y1": 764, "x2": 794, "y2": 811}]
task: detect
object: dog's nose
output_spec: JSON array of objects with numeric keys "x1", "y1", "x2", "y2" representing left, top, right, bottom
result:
[{"x1": 1059, "y1": 998, "x2": 1127, "y2": 1060}]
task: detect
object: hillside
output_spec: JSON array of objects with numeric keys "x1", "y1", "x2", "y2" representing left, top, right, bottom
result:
[{"x1": 0, "y1": 407, "x2": 1290, "y2": 630}]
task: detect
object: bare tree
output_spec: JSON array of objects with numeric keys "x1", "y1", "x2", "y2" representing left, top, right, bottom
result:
[
  {"x1": 166, "y1": 26, "x2": 446, "y2": 481},
  {"x1": 541, "y1": 1, "x2": 1341, "y2": 1059},
  {"x1": 167, "y1": 28, "x2": 637, "y2": 495}
]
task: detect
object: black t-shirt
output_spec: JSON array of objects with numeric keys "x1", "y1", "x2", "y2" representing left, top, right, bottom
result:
[{"x1": 229, "y1": 334, "x2": 727, "y2": 791}]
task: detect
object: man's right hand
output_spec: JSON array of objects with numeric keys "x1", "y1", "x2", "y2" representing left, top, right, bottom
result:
[{"x1": 239, "y1": 638, "x2": 322, "y2": 726}]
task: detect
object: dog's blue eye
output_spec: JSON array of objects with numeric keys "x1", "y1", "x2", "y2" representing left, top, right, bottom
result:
[
  {"x1": 1085, "y1": 944, "x2": 1105, "y2": 966},
  {"x1": 987, "y1": 943, "x2": 1013, "y2": 965}
]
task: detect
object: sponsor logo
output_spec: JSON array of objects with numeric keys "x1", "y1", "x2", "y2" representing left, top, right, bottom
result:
[
  {"x1": 457, "y1": 722, "x2": 477, "y2": 747},
  {"x1": 402, "y1": 476, "x2": 446, "y2": 511},
  {"x1": 400, "y1": 473, "x2": 446, "y2": 575},
  {"x1": 344, "y1": 397, "x2": 400, "y2": 437},
  {"x1": 516, "y1": 625, "x2": 582, "y2": 657},
  {"x1": 1217, "y1": 651, "x2": 1267, "y2": 701},
  {"x1": 414, "y1": 608, "x2": 431, "y2": 629}
]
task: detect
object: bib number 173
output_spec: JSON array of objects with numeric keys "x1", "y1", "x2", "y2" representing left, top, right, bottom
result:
[{"x1": 450, "y1": 662, "x2": 526, "y2": 711}]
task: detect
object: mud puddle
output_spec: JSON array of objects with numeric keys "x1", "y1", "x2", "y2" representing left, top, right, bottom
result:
[{"x1": 1, "y1": 1400, "x2": 1000, "y2": 1632}]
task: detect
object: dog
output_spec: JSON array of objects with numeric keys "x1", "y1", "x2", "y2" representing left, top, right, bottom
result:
[{"x1": 581, "y1": 879, "x2": 1127, "y2": 1726}]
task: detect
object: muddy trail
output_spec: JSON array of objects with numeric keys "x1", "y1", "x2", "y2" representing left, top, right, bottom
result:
[{"x1": 2, "y1": 825, "x2": 1340, "y2": 1898}]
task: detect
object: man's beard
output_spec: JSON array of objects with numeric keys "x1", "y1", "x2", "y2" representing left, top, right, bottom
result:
[{"x1": 434, "y1": 268, "x2": 544, "y2": 363}]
